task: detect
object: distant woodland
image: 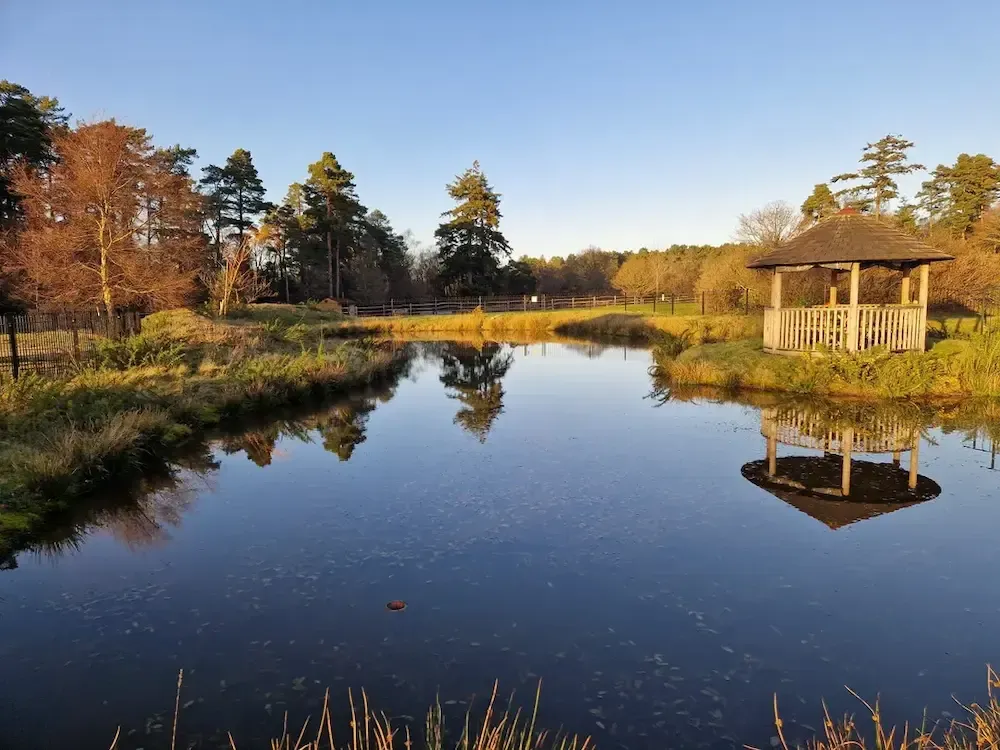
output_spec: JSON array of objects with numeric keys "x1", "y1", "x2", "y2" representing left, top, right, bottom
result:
[{"x1": 2, "y1": 80, "x2": 999, "y2": 313}]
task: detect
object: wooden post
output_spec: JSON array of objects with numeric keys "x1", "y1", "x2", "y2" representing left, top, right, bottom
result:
[
  {"x1": 766, "y1": 434, "x2": 777, "y2": 476},
  {"x1": 892, "y1": 450, "x2": 901, "y2": 467},
  {"x1": 701, "y1": 292, "x2": 706, "y2": 315},
  {"x1": 5, "y1": 313, "x2": 19, "y2": 381},
  {"x1": 771, "y1": 271, "x2": 783, "y2": 309},
  {"x1": 829, "y1": 269, "x2": 838, "y2": 306},
  {"x1": 900, "y1": 267, "x2": 912, "y2": 305},
  {"x1": 917, "y1": 263, "x2": 929, "y2": 352},
  {"x1": 71, "y1": 314, "x2": 80, "y2": 361},
  {"x1": 841, "y1": 426, "x2": 854, "y2": 496},
  {"x1": 846, "y1": 262, "x2": 860, "y2": 352},
  {"x1": 671, "y1": 294, "x2": 675, "y2": 315},
  {"x1": 745, "y1": 287, "x2": 750, "y2": 315},
  {"x1": 908, "y1": 433, "x2": 920, "y2": 490}
]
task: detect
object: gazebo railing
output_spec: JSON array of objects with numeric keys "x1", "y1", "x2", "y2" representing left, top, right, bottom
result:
[{"x1": 763, "y1": 304, "x2": 923, "y2": 353}]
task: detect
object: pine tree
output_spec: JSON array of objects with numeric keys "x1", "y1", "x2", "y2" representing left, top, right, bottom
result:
[
  {"x1": 438, "y1": 342, "x2": 514, "y2": 442},
  {"x1": 832, "y1": 135, "x2": 924, "y2": 218},
  {"x1": 305, "y1": 152, "x2": 361, "y2": 299},
  {"x1": 199, "y1": 148, "x2": 268, "y2": 255},
  {"x1": 0, "y1": 80, "x2": 67, "y2": 225},
  {"x1": 435, "y1": 161, "x2": 511, "y2": 295},
  {"x1": 918, "y1": 153, "x2": 1000, "y2": 236},
  {"x1": 800, "y1": 183, "x2": 839, "y2": 224},
  {"x1": 221, "y1": 148, "x2": 267, "y2": 244}
]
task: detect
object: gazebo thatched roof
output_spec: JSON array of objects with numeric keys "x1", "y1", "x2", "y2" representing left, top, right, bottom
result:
[{"x1": 747, "y1": 209, "x2": 954, "y2": 270}]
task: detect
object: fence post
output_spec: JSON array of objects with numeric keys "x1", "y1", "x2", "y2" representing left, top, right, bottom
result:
[
  {"x1": 478, "y1": 295, "x2": 482, "y2": 309},
  {"x1": 624, "y1": 296, "x2": 628, "y2": 312},
  {"x1": 523, "y1": 295, "x2": 527, "y2": 312},
  {"x1": 5, "y1": 313, "x2": 19, "y2": 381},
  {"x1": 408, "y1": 302, "x2": 412, "y2": 316},
  {"x1": 71, "y1": 314, "x2": 81, "y2": 360},
  {"x1": 745, "y1": 288, "x2": 750, "y2": 315},
  {"x1": 653, "y1": 295, "x2": 656, "y2": 313},
  {"x1": 671, "y1": 294, "x2": 675, "y2": 315},
  {"x1": 701, "y1": 292, "x2": 706, "y2": 315}
]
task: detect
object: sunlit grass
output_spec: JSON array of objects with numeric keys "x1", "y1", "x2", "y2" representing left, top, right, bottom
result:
[
  {"x1": 763, "y1": 667, "x2": 1000, "y2": 750},
  {"x1": 334, "y1": 308, "x2": 760, "y2": 345},
  {"x1": 653, "y1": 330, "x2": 1000, "y2": 399}
]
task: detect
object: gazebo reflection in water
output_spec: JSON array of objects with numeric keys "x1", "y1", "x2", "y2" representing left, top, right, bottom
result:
[{"x1": 742, "y1": 406, "x2": 941, "y2": 529}]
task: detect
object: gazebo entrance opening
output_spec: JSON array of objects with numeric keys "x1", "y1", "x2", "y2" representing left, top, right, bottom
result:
[{"x1": 747, "y1": 209, "x2": 953, "y2": 355}]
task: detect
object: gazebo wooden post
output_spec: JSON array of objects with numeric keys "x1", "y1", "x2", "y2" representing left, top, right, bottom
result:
[
  {"x1": 917, "y1": 263, "x2": 930, "y2": 352},
  {"x1": 767, "y1": 434, "x2": 778, "y2": 476},
  {"x1": 771, "y1": 270, "x2": 783, "y2": 309},
  {"x1": 846, "y1": 262, "x2": 861, "y2": 352},
  {"x1": 900, "y1": 266, "x2": 912, "y2": 305},
  {"x1": 841, "y1": 426, "x2": 854, "y2": 496},
  {"x1": 828, "y1": 269, "x2": 838, "y2": 306},
  {"x1": 908, "y1": 431, "x2": 920, "y2": 490}
]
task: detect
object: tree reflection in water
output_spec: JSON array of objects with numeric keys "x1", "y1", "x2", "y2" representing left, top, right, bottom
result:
[
  {"x1": 0, "y1": 448, "x2": 219, "y2": 569},
  {"x1": 439, "y1": 342, "x2": 514, "y2": 442}
]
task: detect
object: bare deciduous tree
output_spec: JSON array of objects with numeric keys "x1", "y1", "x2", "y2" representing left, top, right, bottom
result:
[
  {"x1": 204, "y1": 235, "x2": 271, "y2": 317},
  {"x1": 4, "y1": 121, "x2": 206, "y2": 315},
  {"x1": 735, "y1": 201, "x2": 801, "y2": 249}
]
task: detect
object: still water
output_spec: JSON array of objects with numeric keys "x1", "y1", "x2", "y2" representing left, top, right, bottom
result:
[{"x1": 1, "y1": 342, "x2": 998, "y2": 749}]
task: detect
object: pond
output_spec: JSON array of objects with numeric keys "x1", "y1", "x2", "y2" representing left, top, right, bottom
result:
[{"x1": 1, "y1": 341, "x2": 999, "y2": 749}]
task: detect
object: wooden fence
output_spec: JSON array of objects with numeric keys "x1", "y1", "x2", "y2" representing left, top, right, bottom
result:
[
  {"x1": 0, "y1": 310, "x2": 143, "y2": 381},
  {"x1": 352, "y1": 291, "x2": 767, "y2": 318}
]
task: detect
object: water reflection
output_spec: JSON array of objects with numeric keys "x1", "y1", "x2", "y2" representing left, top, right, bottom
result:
[
  {"x1": 0, "y1": 448, "x2": 218, "y2": 569},
  {"x1": 439, "y1": 342, "x2": 514, "y2": 442},
  {"x1": 742, "y1": 405, "x2": 942, "y2": 529}
]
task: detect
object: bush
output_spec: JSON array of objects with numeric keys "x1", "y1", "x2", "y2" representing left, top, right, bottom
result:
[{"x1": 94, "y1": 332, "x2": 187, "y2": 370}]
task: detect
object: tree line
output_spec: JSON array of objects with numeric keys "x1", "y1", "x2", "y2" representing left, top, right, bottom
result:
[{"x1": 2, "y1": 79, "x2": 999, "y2": 313}]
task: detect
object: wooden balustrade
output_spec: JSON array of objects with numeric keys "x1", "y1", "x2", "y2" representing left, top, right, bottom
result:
[{"x1": 763, "y1": 304, "x2": 923, "y2": 353}]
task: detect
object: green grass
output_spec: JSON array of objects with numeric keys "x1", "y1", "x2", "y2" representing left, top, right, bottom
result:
[
  {"x1": 0, "y1": 309, "x2": 406, "y2": 540},
  {"x1": 333, "y1": 307, "x2": 761, "y2": 345},
  {"x1": 653, "y1": 330, "x2": 1000, "y2": 399}
]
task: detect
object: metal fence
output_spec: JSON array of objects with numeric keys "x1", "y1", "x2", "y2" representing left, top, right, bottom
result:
[
  {"x1": 0, "y1": 310, "x2": 144, "y2": 381},
  {"x1": 353, "y1": 291, "x2": 769, "y2": 318}
]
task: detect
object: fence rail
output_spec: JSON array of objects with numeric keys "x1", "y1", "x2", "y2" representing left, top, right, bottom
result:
[
  {"x1": 0, "y1": 310, "x2": 143, "y2": 381},
  {"x1": 353, "y1": 291, "x2": 768, "y2": 318}
]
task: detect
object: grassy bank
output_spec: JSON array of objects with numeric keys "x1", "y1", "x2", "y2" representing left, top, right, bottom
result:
[
  {"x1": 652, "y1": 331, "x2": 1000, "y2": 399},
  {"x1": 334, "y1": 308, "x2": 761, "y2": 346},
  {"x1": 0, "y1": 309, "x2": 407, "y2": 536}
]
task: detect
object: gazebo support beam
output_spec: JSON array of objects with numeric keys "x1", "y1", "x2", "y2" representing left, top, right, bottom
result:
[
  {"x1": 846, "y1": 262, "x2": 861, "y2": 352},
  {"x1": 900, "y1": 266, "x2": 912, "y2": 305},
  {"x1": 917, "y1": 263, "x2": 929, "y2": 352},
  {"x1": 771, "y1": 271, "x2": 783, "y2": 310},
  {"x1": 829, "y1": 269, "x2": 838, "y2": 306}
]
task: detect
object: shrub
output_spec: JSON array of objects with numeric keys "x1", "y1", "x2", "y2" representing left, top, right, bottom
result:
[{"x1": 94, "y1": 333, "x2": 187, "y2": 370}]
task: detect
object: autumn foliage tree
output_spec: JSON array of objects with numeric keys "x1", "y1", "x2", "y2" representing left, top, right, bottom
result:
[{"x1": 4, "y1": 121, "x2": 206, "y2": 315}]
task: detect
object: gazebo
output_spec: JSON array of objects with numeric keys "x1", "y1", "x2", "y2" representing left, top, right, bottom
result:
[
  {"x1": 741, "y1": 406, "x2": 941, "y2": 529},
  {"x1": 747, "y1": 209, "x2": 954, "y2": 354}
]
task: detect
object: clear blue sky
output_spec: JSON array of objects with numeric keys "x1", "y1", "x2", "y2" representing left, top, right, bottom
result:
[{"x1": 3, "y1": 0, "x2": 998, "y2": 256}]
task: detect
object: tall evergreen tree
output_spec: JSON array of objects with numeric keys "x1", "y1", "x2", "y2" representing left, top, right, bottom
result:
[
  {"x1": 0, "y1": 80, "x2": 67, "y2": 225},
  {"x1": 800, "y1": 183, "x2": 839, "y2": 224},
  {"x1": 221, "y1": 148, "x2": 267, "y2": 244},
  {"x1": 831, "y1": 135, "x2": 924, "y2": 217},
  {"x1": 435, "y1": 161, "x2": 511, "y2": 295},
  {"x1": 199, "y1": 148, "x2": 267, "y2": 254},
  {"x1": 305, "y1": 152, "x2": 361, "y2": 298},
  {"x1": 918, "y1": 153, "x2": 1000, "y2": 237}
]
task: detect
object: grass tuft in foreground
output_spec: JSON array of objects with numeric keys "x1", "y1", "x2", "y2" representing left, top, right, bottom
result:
[{"x1": 766, "y1": 667, "x2": 1000, "y2": 750}]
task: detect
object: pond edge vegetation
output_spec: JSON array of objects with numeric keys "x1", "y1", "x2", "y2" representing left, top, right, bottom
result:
[{"x1": 0, "y1": 308, "x2": 407, "y2": 541}]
